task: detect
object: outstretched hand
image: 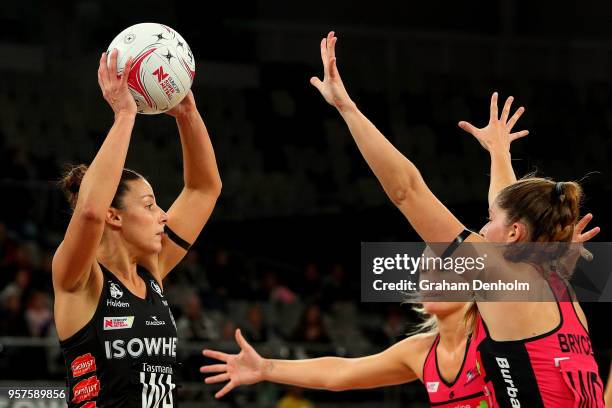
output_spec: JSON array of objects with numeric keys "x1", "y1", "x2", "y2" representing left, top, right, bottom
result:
[
  {"x1": 97, "y1": 49, "x2": 137, "y2": 117},
  {"x1": 458, "y1": 92, "x2": 528, "y2": 153},
  {"x1": 310, "y1": 31, "x2": 354, "y2": 112},
  {"x1": 573, "y1": 213, "x2": 600, "y2": 261},
  {"x1": 200, "y1": 329, "x2": 265, "y2": 399}
]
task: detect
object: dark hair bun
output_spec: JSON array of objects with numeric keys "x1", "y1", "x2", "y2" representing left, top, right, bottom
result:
[{"x1": 59, "y1": 164, "x2": 89, "y2": 209}]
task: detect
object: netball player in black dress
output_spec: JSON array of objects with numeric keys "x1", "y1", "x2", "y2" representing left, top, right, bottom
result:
[{"x1": 53, "y1": 49, "x2": 221, "y2": 407}]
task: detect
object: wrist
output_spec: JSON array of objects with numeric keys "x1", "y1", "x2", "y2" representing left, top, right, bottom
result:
[
  {"x1": 114, "y1": 111, "x2": 137, "y2": 121},
  {"x1": 173, "y1": 107, "x2": 199, "y2": 120},
  {"x1": 261, "y1": 358, "x2": 274, "y2": 381},
  {"x1": 337, "y1": 99, "x2": 357, "y2": 115},
  {"x1": 489, "y1": 148, "x2": 511, "y2": 160}
]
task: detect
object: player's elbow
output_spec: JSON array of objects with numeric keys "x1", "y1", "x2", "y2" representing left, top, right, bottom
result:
[
  {"x1": 325, "y1": 369, "x2": 353, "y2": 391},
  {"x1": 210, "y1": 179, "x2": 222, "y2": 198},
  {"x1": 388, "y1": 170, "x2": 424, "y2": 207},
  {"x1": 388, "y1": 181, "x2": 419, "y2": 207},
  {"x1": 328, "y1": 383, "x2": 351, "y2": 392},
  {"x1": 190, "y1": 179, "x2": 222, "y2": 198},
  {"x1": 78, "y1": 205, "x2": 106, "y2": 225}
]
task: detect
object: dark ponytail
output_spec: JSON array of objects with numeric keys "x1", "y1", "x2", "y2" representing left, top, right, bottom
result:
[{"x1": 59, "y1": 164, "x2": 145, "y2": 211}]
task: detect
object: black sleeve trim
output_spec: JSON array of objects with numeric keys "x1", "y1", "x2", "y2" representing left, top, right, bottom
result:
[
  {"x1": 165, "y1": 227, "x2": 191, "y2": 251},
  {"x1": 441, "y1": 228, "x2": 473, "y2": 258}
]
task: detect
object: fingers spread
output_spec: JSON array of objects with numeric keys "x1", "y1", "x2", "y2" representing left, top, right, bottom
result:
[
  {"x1": 205, "y1": 373, "x2": 230, "y2": 385},
  {"x1": 216, "y1": 381, "x2": 236, "y2": 399},
  {"x1": 458, "y1": 121, "x2": 478, "y2": 135},
  {"x1": 580, "y1": 227, "x2": 601, "y2": 242},
  {"x1": 489, "y1": 92, "x2": 499, "y2": 122},
  {"x1": 507, "y1": 106, "x2": 525, "y2": 131},
  {"x1": 575, "y1": 213, "x2": 593, "y2": 233},
  {"x1": 200, "y1": 364, "x2": 227, "y2": 374},
  {"x1": 310, "y1": 76, "x2": 323, "y2": 91},
  {"x1": 202, "y1": 349, "x2": 230, "y2": 362},
  {"x1": 235, "y1": 328, "x2": 248, "y2": 349},
  {"x1": 501, "y1": 96, "x2": 514, "y2": 123},
  {"x1": 509, "y1": 129, "x2": 529, "y2": 141}
]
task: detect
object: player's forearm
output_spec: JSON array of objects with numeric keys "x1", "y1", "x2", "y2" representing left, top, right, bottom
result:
[
  {"x1": 263, "y1": 357, "x2": 350, "y2": 391},
  {"x1": 77, "y1": 113, "x2": 135, "y2": 215},
  {"x1": 488, "y1": 149, "x2": 516, "y2": 206},
  {"x1": 339, "y1": 104, "x2": 425, "y2": 206},
  {"x1": 175, "y1": 110, "x2": 222, "y2": 195}
]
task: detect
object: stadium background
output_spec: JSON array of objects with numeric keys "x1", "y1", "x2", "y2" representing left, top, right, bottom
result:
[{"x1": 1, "y1": 1, "x2": 611, "y2": 406}]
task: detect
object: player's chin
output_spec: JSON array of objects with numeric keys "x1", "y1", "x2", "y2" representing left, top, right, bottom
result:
[
  {"x1": 145, "y1": 239, "x2": 163, "y2": 254},
  {"x1": 153, "y1": 241, "x2": 163, "y2": 254}
]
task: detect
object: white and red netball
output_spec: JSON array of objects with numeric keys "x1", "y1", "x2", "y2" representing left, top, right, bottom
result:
[{"x1": 106, "y1": 23, "x2": 196, "y2": 114}]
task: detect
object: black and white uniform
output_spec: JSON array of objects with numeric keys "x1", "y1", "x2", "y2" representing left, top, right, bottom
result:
[{"x1": 60, "y1": 264, "x2": 179, "y2": 407}]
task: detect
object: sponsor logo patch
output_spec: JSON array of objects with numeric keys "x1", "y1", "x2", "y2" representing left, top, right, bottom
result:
[
  {"x1": 426, "y1": 381, "x2": 439, "y2": 392},
  {"x1": 72, "y1": 375, "x2": 100, "y2": 404},
  {"x1": 464, "y1": 367, "x2": 480, "y2": 386},
  {"x1": 146, "y1": 315, "x2": 166, "y2": 326},
  {"x1": 109, "y1": 282, "x2": 123, "y2": 299},
  {"x1": 71, "y1": 353, "x2": 96, "y2": 378},
  {"x1": 106, "y1": 298, "x2": 130, "y2": 308},
  {"x1": 104, "y1": 337, "x2": 177, "y2": 359},
  {"x1": 103, "y1": 316, "x2": 134, "y2": 330}
]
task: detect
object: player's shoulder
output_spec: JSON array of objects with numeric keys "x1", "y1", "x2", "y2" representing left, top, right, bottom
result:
[
  {"x1": 390, "y1": 331, "x2": 438, "y2": 380},
  {"x1": 392, "y1": 331, "x2": 438, "y2": 356}
]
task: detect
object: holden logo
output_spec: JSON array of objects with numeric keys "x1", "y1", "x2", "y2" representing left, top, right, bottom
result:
[
  {"x1": 109, "y1": 282, "x2": 123, "y2": 299},
  {"x1": 124, "y1": 33, "x2": 135, "y2": 44},
  {"x1": 150, "y1": 281, "x2": 163, "y2": 297}
]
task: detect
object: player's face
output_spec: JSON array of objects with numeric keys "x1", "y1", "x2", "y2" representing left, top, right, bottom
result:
[
  {"x1": 479, "y1": 203, "x2": 513, "y2": 242},
  {"x1": 117, "y1": 178, "x2": 168, "y2": 254},
  {"x1": 422, "y1": 301, "x2": 467, "y2": 317}
]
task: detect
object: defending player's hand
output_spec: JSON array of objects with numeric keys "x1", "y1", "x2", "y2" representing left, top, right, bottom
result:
[
  {"x1": 97, "y1": 49, "x2": 137, "y2": 117},
  {"x1": 573, "y1": 213, "x2": 600, "y2": 261},
  {"x1": 310, "y1": 31, "x2": 354, "y2": 111},
  {"x1": 573, "y1": 213, "x2": 600, "y2": 244},
  {"x1": 165, "y1": 90, "x2": 196, "y2": 118},
  {"x1": 200, "y1": 329, "x2": 265, "y2": 398},
  {"x1": 458, "y1": 92, "x2": 529, "y2": 153}
]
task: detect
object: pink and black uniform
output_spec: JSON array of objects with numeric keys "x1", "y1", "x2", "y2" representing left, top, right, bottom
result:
[
  {"x1": 59, "y1": 264, "x2": 179, "y2": 407},
  {"x1": 422, "y1": 313, "x2": 489, "y2": 407},
  {"x1": 476, "y1": 270, "x2": 605, "y2": 407}
]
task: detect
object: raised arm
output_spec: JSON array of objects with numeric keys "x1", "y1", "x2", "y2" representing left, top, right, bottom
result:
[
  {"x1": 310, "y1": 32, "x2": 467, "y2": 242},
  {"x1": 157, "y1": 91, "x2": 222, "y2": 279},
  {"x1": 200, "y1": 329, "x2": 428, "y2": 399},
  {"x1": 458, "y1": 95, "x2": 528, "y2": 284},
  {"x1": 458, "y1": 93, "x2": 528, "y2": 206},
  {"x1": 52, "y1": 50, "x2": 136, "y2": 292}
]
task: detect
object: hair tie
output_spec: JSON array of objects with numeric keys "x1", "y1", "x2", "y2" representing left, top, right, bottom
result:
[{"x1": 554, "y1": 182, "x2": 565, "y2": 202}]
